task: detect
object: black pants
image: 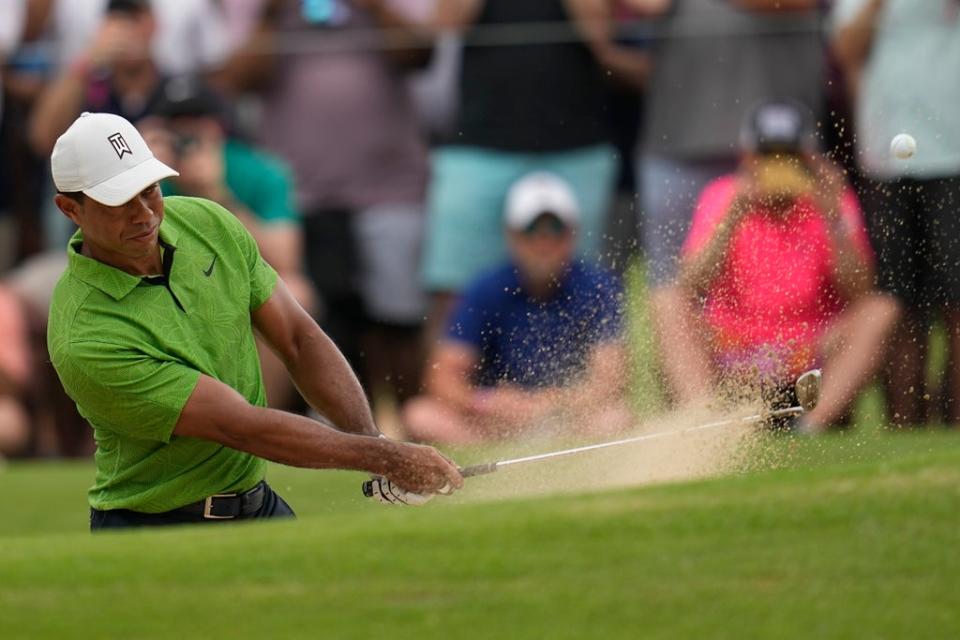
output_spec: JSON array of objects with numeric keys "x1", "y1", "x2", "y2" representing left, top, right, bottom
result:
[
  {"x1": 859, "y1": 175, "x2": 960, "y2": 311},
  {"x1": 89, "y1": 483, "x2": 295, "y2": 531},
  {"x1": 302, "y1": 209, "x2": 367, "y2": 379}
]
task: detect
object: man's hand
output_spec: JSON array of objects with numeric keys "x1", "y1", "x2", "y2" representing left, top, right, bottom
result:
[
  {"x1": 366, "y1": 476, "x2": 445, "y2": 505},
  {"x1": 380, "y1": 440, "x2": 464, "y2": 495}
]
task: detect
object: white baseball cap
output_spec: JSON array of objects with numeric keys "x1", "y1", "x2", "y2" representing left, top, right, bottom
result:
[
  {"x1": 504, "y1": 171, "x2": 580, "y2": 230},
  {"x1": 51, "y1": 112, "x2": 178, "y2": 206}
]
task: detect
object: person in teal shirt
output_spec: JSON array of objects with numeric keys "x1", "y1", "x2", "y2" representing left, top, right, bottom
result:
[{"x1": 48, "y1": 112, "x2": 462, "y2": 529}]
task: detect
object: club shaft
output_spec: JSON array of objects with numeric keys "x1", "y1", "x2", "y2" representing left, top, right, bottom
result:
[{"x1": 458, "y1": 406, "x2": 802, "y2": 478}]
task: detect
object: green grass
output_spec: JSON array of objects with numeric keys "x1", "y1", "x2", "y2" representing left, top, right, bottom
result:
[
  {"x1": 2, "y1": 261, "x2": 957, "y2": 638},
  {"x1": 2, "y1": 423, "x2": 959, "y2": 639}
]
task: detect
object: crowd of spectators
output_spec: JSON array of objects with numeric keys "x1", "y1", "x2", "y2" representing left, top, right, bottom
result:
[{"x1": 0, "y1": 0, "x2": 958, "y2": 459}]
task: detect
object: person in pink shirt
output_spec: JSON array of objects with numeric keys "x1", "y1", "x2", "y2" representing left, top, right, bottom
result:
[
  {"x1": 679, "y1": 100, "x2": 899, "y2": 431},
  {"x1": 0, "y1": 284, "x2": 31, "y2": 457}
]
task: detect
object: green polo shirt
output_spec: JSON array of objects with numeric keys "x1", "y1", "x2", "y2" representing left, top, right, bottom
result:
[{"x1": 48, "y1": 196, "x2": 278, "y2": 513}]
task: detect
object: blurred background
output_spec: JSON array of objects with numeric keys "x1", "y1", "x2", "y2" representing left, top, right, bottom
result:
[{"x1": 1, "y1": 0, "x2": 958, "y2": 459}]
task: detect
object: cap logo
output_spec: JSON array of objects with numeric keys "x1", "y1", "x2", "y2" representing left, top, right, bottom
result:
[{"x1": 108, "y1": 132, "x2": 132, "y2": 159}]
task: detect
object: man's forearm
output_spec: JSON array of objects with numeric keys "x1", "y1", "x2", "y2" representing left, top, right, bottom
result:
[
  {"x1": 679, "y1": 200, "x2": 746, "y2": 293},
  {"x1": 176, "y1": 372, "x2": 463, "y2": 494},
  {"x1": 832, "y1": 0, "x2": 885, "y2": 76},
  {"x1": 29, "y1": 63, "x2": 87, "y2": 154},
  {"x1": 567, "y1": 0, "x2": 651, "y2": 90},
  {"x1": 283, "y1": 324, "x2": 380, "y2": 437},
  {"x1": 216, "y1": 404, "x2": 397, "y2": 470}
]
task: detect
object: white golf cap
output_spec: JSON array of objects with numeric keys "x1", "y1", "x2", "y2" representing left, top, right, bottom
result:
[
  {"x1": 51, "y1": 112, "x2": 178, "y2": 206},
  {"x1": 504, "y1": 171, "x2": 580, "y2": 230}
]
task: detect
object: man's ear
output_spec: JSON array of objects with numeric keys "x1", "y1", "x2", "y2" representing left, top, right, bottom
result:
[{"x1": 54, "y1": 194, "x2": 83, "y2": 226}]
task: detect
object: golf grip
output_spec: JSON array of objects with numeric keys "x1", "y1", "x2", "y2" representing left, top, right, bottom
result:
[
  {"x1": 361, "y1": 463, "x2": 498, "y2": 497},
  {"x1": 459, "y1": 462, "x2": 498, "y2": 478}
]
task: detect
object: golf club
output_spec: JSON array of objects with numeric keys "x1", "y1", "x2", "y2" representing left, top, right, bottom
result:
[{"x1": 363, "y1": 369, "x2": 821, "y2": 494}]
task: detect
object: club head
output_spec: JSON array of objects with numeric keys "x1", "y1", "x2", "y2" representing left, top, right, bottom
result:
[{"x1": 795, "y1": 369, "x2": 822, "y2": 412}]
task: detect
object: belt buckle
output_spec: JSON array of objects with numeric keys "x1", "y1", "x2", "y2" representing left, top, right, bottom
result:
[{"x1": 203, "y1": 493, "x2": 238, "y2": 519}]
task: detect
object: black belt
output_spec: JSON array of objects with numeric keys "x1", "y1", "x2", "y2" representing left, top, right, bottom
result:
[{"x1": 174, "y1": 481, "x2": 267, "y2": 520}]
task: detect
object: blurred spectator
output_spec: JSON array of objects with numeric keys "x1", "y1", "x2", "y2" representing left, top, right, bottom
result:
[
  {"x1": 0, "y1": 0, "x2": 27, "y2": 125},
  {"x1": 137, "y1": 75, "x2": 315, "y2": 411},
  {"x1": 28, "y1": 0, "x2": 168, "y2": 156},
  {"x1": 679, "y1": 100, "x2": 894, "y2": 430},
  {"x1": 5, "y1": 252, "x2": 94, "y2": 457},
  {"x1": 48, "y1": 0, "x2": 231, "y2": 76},
  {"x1": 0, "y1": 285, "x2": 31, "y2": 457},
  {"x1": 0, "y1": 0, "x2": 27, "y2": 272},
  {"x1": 831, "y1": 0, "x2": 960, "y2": 425},
  {"x1": 222, "y1": 0, "x2": 437, "y2": 409},
  {"x1": 627, "y1": 0, "x2": 825, "y2": 405},
  {"x1": 403, "y1": 172, "x2": 632, "y2": 444},
  {"x1": 421, "y1": 0, "x2": 651, "y2": 341}
]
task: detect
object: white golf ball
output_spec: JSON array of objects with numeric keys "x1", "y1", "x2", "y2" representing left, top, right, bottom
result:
[{"x1": 890, "y1": 133, "x2": 917, "y2": 159}]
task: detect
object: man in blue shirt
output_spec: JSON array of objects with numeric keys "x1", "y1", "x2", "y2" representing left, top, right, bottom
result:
[{"x1": 403, "y1": 172, "x2": 632, "y2": 444}]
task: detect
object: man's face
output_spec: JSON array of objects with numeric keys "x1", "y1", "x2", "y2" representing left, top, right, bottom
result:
[
  {"x1": 508, "y1": 214, "x2": 576, "y2": 285},
  {"x1": 55, "y1": 183, "x2": 164, "y2": 265}
]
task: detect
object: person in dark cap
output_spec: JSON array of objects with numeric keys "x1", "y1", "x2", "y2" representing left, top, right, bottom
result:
[
  {"x1": 138, "y1": 75, "x2": 316, "y2": 411},
  {"x1": 678, "y1": 99, "x2": 896, "y2": 432}
]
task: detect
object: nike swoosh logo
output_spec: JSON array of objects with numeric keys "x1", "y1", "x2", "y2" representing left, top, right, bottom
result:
[{"x1": 203, "y1": 255, "x2": 217, "y2": 277}]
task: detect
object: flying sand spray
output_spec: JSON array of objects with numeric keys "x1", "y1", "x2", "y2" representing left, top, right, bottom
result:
[{"x1": 363, "y1": 369, "x2": 822, "y2": 498}]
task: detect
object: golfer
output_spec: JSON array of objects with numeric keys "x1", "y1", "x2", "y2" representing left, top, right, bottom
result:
[{"x1": 47, "y1": 112, "x2": 462, "y2": 530}]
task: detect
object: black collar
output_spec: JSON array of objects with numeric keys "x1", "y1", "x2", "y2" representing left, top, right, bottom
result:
[{"x1": 141, "y1": 238, "x2": 185, "y2": 312}]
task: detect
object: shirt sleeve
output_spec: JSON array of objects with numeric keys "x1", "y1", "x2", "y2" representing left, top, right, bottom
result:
[
  {"x1": 247, "y1": 243, "x2": 278, "y2": 310},
  {"x1": 212, "y1": 197, "x2": 278, "y2": 309},
  {"x1": 55, "y1": 340, "x2": 201, "y2": 443}
]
